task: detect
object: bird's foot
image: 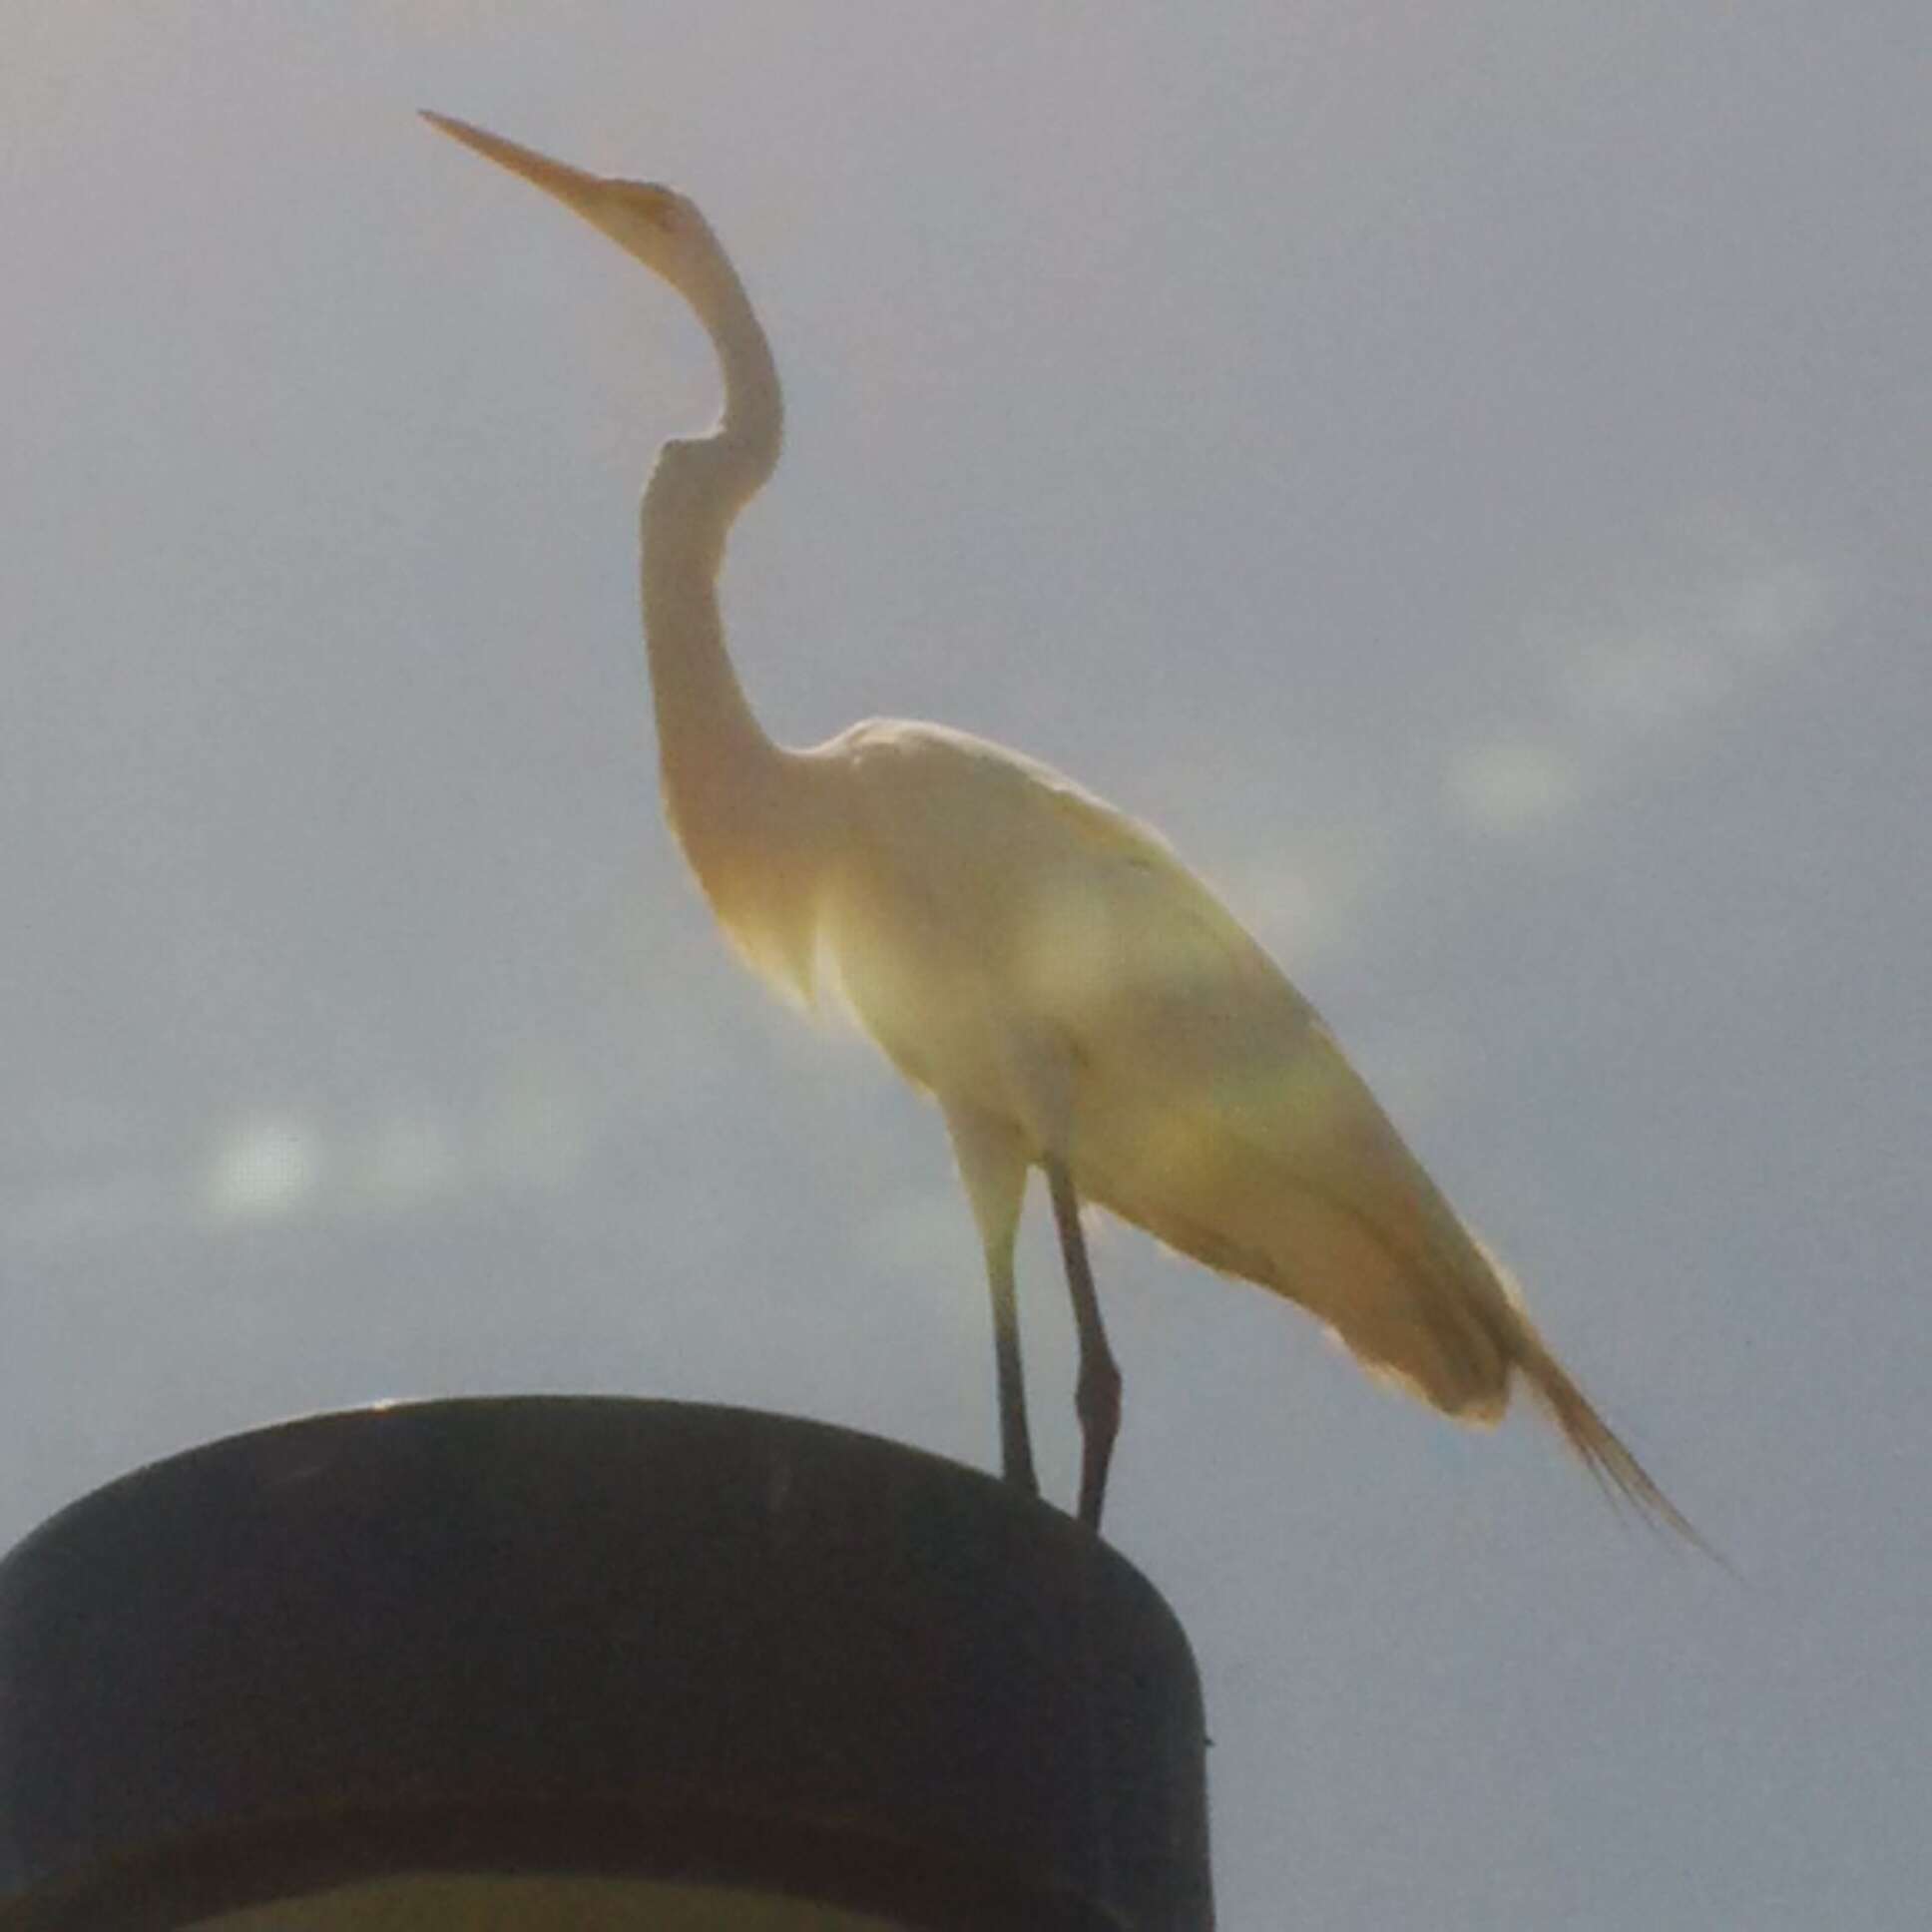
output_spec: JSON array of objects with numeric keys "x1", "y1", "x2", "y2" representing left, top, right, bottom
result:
[{"x1": 1074, "y1": 1355, "x2": 1122, "y2": 1531}]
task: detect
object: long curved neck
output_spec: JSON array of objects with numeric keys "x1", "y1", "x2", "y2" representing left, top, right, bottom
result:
[
  {"x1": 642, "y1": 233, "x2": 819, "y2": 1000},
  {"x1": 641, "y1": 244, "x2": 784, "y2": 794}
]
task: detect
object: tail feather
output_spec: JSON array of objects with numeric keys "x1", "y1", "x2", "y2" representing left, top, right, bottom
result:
[
  {"x1": 1508, "y1": 1315, "x2": 1720, "y2": 1560},
  {"x1": 1457, "y1": 1232, "x2": 1716, "y2": 1558}
]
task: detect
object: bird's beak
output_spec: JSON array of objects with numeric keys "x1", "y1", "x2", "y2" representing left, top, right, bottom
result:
[{"x1": 420, "y1": 110, "x2": 612, "y2": 228}]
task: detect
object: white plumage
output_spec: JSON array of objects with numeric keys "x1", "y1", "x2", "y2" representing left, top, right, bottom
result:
[{"x1": 425, "y1": 111, "x2": 1701, "y2": 1545}]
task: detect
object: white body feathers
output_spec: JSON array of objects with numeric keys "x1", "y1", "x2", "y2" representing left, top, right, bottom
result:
[{"x1": 425, "y1": 110, "x2": 1702, "y2": 1544}]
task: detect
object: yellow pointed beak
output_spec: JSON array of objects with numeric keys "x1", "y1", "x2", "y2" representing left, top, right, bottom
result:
[{"x1": 420, "y1": 110, "x2": 610, "y2": 224}]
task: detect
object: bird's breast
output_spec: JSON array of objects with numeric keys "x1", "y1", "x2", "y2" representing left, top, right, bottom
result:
[
  {"x1": 814, "y1": 861, "x2": 1049, "y2": 1128},
  {"x1": 804, "y1": 721, "x2": 1216, "y2": 1156},
  {"x1": 811, "y1": 840, "x2": 1107, "y2": 1154}
]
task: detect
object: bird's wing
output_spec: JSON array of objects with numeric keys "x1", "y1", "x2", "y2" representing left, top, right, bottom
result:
[
  {"x1": 814, "y1": 717, "x2": 1326, "y2": 1096},
  {"x1": 817, "y1": 720, "x2": 1500, "y2": 1372},
  {"x1": 812, "y1": 721, "x2": 1705, "y2": 1527},
  {"x1": 974, "y1": 751, "x2": 1524, "y2": 1422}
]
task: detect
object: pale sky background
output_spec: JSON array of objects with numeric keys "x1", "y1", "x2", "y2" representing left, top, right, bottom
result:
[{"x1": 6, "y1": 4, "x2": 1929, "y2": 1925}]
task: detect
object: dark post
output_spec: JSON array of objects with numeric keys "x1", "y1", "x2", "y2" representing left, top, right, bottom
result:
[{"x1": 0, "y1": 1398, "x2": 1212, "y2": 1928}]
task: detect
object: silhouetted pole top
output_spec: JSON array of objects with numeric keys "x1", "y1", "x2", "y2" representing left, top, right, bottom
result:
[{"x1": 0, "y1": 1397, "x2": 1212, "y2": 1928}]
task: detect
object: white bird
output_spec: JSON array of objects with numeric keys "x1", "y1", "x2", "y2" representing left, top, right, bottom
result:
[{"x1": 423, "y1": 111, "x2": 1702, "y2": 1545}]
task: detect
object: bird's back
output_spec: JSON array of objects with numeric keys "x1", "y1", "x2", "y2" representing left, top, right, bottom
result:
[
  {"x1": 1048, "y1": 824, "x2": 1524, "y2": 1422},
  {"x1": 806, "y1": 719, "x2": 1511, "y2": 1415}
]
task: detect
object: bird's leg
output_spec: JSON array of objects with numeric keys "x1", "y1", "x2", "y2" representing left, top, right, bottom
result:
[
  {"x1": 985, "y1": 1241, "x2": 1040, "y2": 1498},
  {"x1": 943, "y1": 1102, "x2": 1039, "y2": 1498},
  {"x1": 1046, "y1": 1158, "x2": 1121, "y2": 1532}
]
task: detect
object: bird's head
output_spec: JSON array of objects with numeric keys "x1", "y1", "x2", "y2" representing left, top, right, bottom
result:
[{"x1": 422, "y1": 111, "x2": 721, "y2": 302}]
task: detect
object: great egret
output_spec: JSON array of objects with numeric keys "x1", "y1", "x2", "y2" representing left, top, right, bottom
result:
[{"x1": 423, "y1": 111, "x2": 1700, "y2": 1545}]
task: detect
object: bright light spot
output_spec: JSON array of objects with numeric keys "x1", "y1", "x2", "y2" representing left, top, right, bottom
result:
[
  {"x1": 1559, "y1": 626, "x2": 1728, "y2": 732},
  {"x1": 203, "y1": 1115, "x2": 322, "y2": 1222},
  {"x1": 1446, "y1": 739, "x2": 1582, "y2": 834},
  {"x1": 1549, "y1": 558, "x2": 1830, "y2": 745}
]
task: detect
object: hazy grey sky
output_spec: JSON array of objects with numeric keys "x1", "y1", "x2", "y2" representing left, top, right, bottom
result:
[{"x1": 7, "y1": 5, "x2": 1929, "y2": 1924}]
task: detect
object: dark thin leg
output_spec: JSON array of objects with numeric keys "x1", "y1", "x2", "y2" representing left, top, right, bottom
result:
[
  {"x1": 1046, "y1": 1158, "x2": 1121, "y2": 1532},
  {"x1": 944, "y1": 1102, "x2": 1039, "y2": 1501},
  {"x1": 987, "y1": 1245, "x2": 1039, "y2": 1496}
]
